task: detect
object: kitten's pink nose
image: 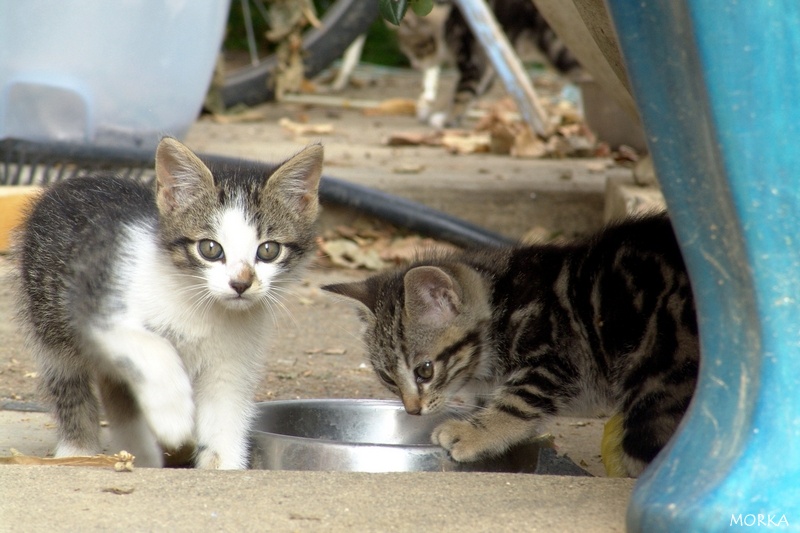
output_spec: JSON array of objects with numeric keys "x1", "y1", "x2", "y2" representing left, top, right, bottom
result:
[
  {"x1": 229, "y1": 280, "x2": 251, "y2": 295},
  {"x1": 402, "y1": 396, "x2": 422, "y2": 415}
]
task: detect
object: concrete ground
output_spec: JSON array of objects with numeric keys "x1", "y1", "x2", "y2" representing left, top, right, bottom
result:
[
  {"x1": 0, "y1": 65, "x2": 660, "y2": 531},
  {"x1": 1, "y1": 406, "x2": 634, "y2": 532}
]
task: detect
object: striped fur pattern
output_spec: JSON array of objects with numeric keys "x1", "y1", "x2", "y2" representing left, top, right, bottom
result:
[
  {"x1": 323, "y1": 214, "x2": 698, "y2": 477},
  {"x1": 13, "y1": 138, "x2": 323, "y2": 469},
  {"x1": 395, "y1": 0, "x2": 582, "y2": 126}
]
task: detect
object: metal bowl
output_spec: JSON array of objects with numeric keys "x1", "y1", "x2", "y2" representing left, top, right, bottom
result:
[{"x1": 248, "y1": 399, "x2": 541, "y2": 473}]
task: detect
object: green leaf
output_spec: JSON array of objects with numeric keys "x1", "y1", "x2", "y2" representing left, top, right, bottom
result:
[
  {"x1": 409, "y1": 0, "x2": 434, "y2": 17},
  {"x1": 379, "y1": 0, "x2": 408, "y2": 26}
]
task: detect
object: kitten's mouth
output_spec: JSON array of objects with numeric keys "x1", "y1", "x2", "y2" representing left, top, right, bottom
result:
[{"x1": 222, "y1": 295, "x2": 255, "y2": 309}]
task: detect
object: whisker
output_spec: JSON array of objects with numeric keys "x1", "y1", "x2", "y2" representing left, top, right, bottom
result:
[{"x1": 260, "y1": 290, "x2": 297, "y2": 329}]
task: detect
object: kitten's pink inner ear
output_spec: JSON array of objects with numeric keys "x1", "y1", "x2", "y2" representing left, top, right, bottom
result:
[
  {"x1": 265, "y1": 143, "x2": 324, "y2": 213},
  {"x1": 404, "y1": 266, "x2": 461, "y2": 327},
  {"x1": 155, "y1": 137, "x2": 214, "y2": 211}
]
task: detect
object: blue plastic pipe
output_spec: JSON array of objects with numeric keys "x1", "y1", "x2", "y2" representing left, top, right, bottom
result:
[{"x1": 604, "y1": 1, "x2": 800, "y2": 530}]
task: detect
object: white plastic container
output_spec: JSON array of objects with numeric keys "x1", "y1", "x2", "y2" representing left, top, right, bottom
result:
[{"x1": 0, "y1": 1, "x2": 230, "y2": 149}]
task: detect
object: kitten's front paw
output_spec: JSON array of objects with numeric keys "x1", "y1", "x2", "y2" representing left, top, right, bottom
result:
[
  {"x1": 416, "y1": 98, "x2": 434, "y2": 122},
  {"x1": 431, "y1": 419, "x2": 499, "y2": 463},
  {"x1": 141, "y1": 377, "x2": 195, "y2": 450},
  {"x1": 194, "y1": 445, "x2": 248, "y2": 470},
  {"x1": 428, "y1": 112, "x2": 449, "y2": 129}
]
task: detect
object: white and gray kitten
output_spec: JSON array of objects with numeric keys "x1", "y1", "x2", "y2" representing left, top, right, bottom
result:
[{"x1": 13, "y1": 138, "x2": 323, "y2": 469}]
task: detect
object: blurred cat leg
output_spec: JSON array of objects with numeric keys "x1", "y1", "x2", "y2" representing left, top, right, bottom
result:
[
  {"x1": 419, "y1": 65, "x2": 441, "y2": 122},
  {"x1": 38, "y1": 345, "x2": 102, "y2": 457},
  {"x1": 97, "y1": 376, "x2": 163, "y2": 468}
]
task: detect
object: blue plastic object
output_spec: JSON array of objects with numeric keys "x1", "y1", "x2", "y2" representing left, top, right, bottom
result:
[{"x1": 604, "y1": 1, "x2": 800, "y2": 530}]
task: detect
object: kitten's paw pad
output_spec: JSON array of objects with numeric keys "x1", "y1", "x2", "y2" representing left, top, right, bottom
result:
[{"x1": 431, "y1": 419, "x2": 494, "y2": 463}]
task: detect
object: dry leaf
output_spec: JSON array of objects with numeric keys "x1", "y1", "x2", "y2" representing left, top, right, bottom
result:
[
  {"x1": 279, "y1": 117, "x2": 334, "y2": 136},
  {"x1": 615, "y1": 144, "x2": 640, "y2": 162},
  {"x1": 318, "y1": 239, "x2": 387, "y2": 270},
  {"x1": 363, "y1": 98, "x2": 417, "y2": 117},
  {"x1": 378, "y1": 237, "x2": 457, "y2": 264},
  {"x1": 441, "y1": 131, "x2": 491, "y2": 154},
  {"x1": 488, "y1": 125, "x2": 515, "y2": 155},
  {"x1": 382, "y1": 131, "x2": 443, "y2": 147},
  {"x1": 511, "y1": 127, "x2": 548, "y2": 159}
]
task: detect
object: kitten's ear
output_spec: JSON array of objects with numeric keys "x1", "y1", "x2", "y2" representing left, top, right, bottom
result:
[
  {"x1": 155, "y1": 137, "x2": 214, "y2": 212},
  {"x1": 404, "y1": 266, "x2": 461, "y2": 327},
  {"x1": 322, "y1": 280, "x2": 377, "y2": 317},
  {"x1": 264, "y1": 143, "x2": 323, "y2": 218}
]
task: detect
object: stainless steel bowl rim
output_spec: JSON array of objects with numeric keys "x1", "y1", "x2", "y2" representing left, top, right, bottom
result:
[{"x1": 251, "y1": 398, "x2": 443, "y2": 450}]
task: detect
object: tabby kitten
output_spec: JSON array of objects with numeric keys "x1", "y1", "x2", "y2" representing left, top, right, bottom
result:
[
  {"x1": 14, "y1": 138, "x2": 323, "y2": 469},
  {"x1": 396, "y1": 0, "x2": 581, "y2": 126},
  {"x1": 323, "y1": 214, "x2": 698, "y2": 477}
]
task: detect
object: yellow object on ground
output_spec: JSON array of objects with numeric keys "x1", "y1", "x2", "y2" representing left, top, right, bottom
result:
[
  {"x1": 0, "y1": 186, "x2": 40, "y2": 253},
  {"x1": 601, "y1": 412, "x2": 628, "y2": 477},
  {"x1": 0, "y1": 448, "x2": 134, "y2": 471}
]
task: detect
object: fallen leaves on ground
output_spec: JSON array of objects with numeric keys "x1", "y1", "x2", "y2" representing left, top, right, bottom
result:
[
  {"x1": 317, "y1": 221, "x2": 460, "y2": 271},
  {"x1": 383, "y1": 129, "x2": 492, "y2": 155},
  {"x1": 381, "y1": 94, "x2": 638, "y2": 161}
]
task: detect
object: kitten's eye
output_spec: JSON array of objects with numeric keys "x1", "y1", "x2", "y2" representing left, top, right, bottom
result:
[
  {"x1": 414, "y1": 361, "x2": 434, "y2": 383},
  {"x1": 256, "y1": 241, "x2": 282, "y2": 262},
  {"x1": 197, "y1": 239, "x2": 224, "y2": 261}
]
